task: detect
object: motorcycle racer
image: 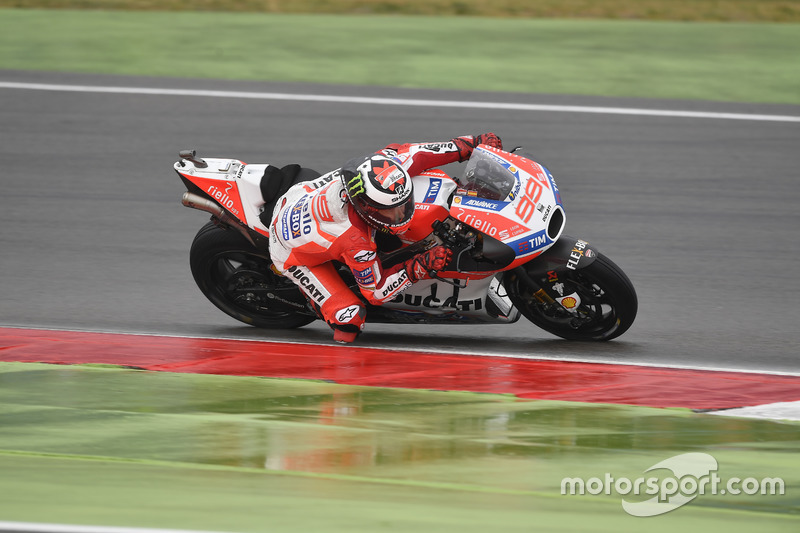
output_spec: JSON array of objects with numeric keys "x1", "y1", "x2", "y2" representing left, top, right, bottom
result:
[{"x1": 269, "y1": 133, "x2": 503, "y2": 343}]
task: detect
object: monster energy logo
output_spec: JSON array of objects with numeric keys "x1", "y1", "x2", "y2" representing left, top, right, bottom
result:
[{"x1": 348, "y1": 172, "x2": 366, "y2": 197}]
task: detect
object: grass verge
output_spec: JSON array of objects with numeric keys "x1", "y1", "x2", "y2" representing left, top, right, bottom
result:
[{"x1": 1, "y1": 9, "x2": 799, "y2": 104}]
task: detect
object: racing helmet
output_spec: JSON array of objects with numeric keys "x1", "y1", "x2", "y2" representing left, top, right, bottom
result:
[{"x1": 342, "y1": 154, "x2": 415, "y2": 234}]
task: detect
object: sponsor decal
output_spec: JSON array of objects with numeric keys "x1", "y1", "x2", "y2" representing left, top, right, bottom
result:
[
  {"x1": 372, "y1": 160, "x2": 407, "y2": 193},
  {"x1": 335, "y1": 305, "x2": 361, "y2": 324},
  {"x1": 385, "y1": 277, "x2": 406, "y2": 292},
  {"x1": 285, "y1": 265, "x2": 327, "y2": 303},
  {"x1": 235, "y1": 164, "x2": 245, "y2": 180},
  {"x1": 347, "y1": 172, "x2": 366, "y2": 197},
  {"x1": 542, "y1": 166, "x2": 562, "y2": 204},
  {"x1": 539, "y1": 203, "x2": 552, "y2": 222},
  {"x1": 376, "y1": 270, "x2": 411, "y2": 300},
  {"x1": 557, "y1": 294, "x2": 579, "y2": 309},
  {"x1": 419, "y1": 142, "x2": 456, "y2": 153},
  {"x1": 389, "y1": 284, "x2": 484, "y2": 312},
  {"x1": 280, "y1": 202, "x2": 291, "y2": 241},
  {"x1": 423, "y1": 177, "x2": 442, "y2": 203},
  {"x1": 566, "y1": 239, "x2": 591, "y2": 271},
  {"x1": 460, "y1": 197, "x2": 506, "y2": 211},
  {"x1": 508, "y1": 224, "x2": 527, "y2": 238},
  {"x1": 456, "y1": 208, "x2": 499, "y2": 237},
  {"x1": 508, "y1": 175, "x2": 521, "y2": 201},
  {"x1": 307, "y1": 171, "x2": 338, "y2": 191},
  {"x1": 552, "y1": 282, "x2": 566, "y2": 296},
  {"x1": 353, "y1": 250, "x2": 376, "y2": 263},
  {"x1": 206, "y1": 182, "x2": 240, "y2": 216},
  {"x1": 509, "y1": 230, "x2": 550, "y2": 256},
  {"x1": 288, "y1": 196, "x2": 312, "y2": 239},
  {"x1": 352, "y1": 266, "x2": 376, "y2": 286}
]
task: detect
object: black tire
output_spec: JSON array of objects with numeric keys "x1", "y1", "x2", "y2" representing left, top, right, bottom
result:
[
  {"x1": 507, "y1": 253, "x2": 637, "y2": 341},
  {"x1": 189, "y1": 222, "x2": 316, "y2": 329}
]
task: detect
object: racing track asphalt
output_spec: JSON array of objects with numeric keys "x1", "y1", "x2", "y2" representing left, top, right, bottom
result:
[{"x1": 1, "y1": 70, "x2": 799, "y2": 374}]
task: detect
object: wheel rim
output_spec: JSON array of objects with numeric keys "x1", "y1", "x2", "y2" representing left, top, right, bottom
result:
[
  {"x1": 207, "y1": 250, "x2": 310, "y2": 318},
  {"x1": 514, "y1": 269, "x2": 622, "y2": 339}
]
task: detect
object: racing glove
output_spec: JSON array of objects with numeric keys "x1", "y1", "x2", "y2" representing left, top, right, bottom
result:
[
  {"x1": 403, "y1": 245, "x2": 453, "y2": 282},
  {"x1": 452, "y1": 133, "x2": 503, "y2": 162}
]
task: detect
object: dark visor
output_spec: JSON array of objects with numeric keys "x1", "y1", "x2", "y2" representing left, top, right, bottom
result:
[{"x1": 356, "y1": 198, "x2": 415, "y2": 228}]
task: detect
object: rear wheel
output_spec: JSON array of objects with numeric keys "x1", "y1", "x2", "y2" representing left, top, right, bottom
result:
[
  {"x1": 189, "y1": 222, "x2": 316, "y2": 329},
  {"x1": 506, "y1": 253, "x2": 637, "y2": 341}
]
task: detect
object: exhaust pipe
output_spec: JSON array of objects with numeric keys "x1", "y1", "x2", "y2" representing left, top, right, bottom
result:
[{"x1": 181, "y1": 192, "x2": 257, "y2": 246}]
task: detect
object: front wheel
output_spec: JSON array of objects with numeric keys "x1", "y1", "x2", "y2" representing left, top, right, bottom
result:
[
  {"x1": 506, "y1": 253, "x2": 637, "y2": 341},
  {"x1": 189, "y1": 222, "x2": 316, "y2": 329}
]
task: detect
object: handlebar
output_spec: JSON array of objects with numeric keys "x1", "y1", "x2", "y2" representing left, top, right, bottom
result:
[{"x1": 429, "y1": 220, "x2": 475, "y2": 288}]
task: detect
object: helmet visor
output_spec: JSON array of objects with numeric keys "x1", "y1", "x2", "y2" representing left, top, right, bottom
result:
[{"x1": 357, "y1": 197, "x2": 415, "y2": 229}]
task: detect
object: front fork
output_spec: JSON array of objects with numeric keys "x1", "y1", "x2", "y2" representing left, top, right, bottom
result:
[
  {"x1": 511, "y1": 265, "x2": 556, "y2": 305},
  {"x1": 505, "y1": 235, "x2": 601, "y2": 326}
]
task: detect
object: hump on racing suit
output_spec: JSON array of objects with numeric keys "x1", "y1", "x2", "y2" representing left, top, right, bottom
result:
[{"x1": 257, "y1": 164, "x2": 322, "y2": 227}]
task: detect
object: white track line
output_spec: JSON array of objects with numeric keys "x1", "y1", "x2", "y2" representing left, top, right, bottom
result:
[
  {"x1": 1, "y1": 81, "x2": 799, "y2": 123},
  {"x1": 708, "y1": 401, "x2": 800, "y2": 421},
  {"x1": 3, "y1": 324, "x2": 800, "y2": 378}
]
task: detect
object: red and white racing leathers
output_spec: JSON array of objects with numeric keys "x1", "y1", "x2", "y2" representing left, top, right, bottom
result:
[{"x1": 268, "y1": 138, "x2": 479, "y2": 336}]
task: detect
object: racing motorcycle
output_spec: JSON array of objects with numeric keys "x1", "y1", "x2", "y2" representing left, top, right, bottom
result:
[{"x1": 175, "y1": 145, "x2": 637, "y2": 341}]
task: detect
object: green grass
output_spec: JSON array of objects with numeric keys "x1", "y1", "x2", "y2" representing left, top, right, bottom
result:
[
  {"x1": 2, "y1": 363, "x2": 799, "y2": 532},
  {"x1": 1, "y1": 8, "x2": 799, "y2": 104}
]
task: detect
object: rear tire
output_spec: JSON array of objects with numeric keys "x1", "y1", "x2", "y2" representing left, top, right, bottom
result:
[
  {"x1": 189, "y1": 222, "x2": 316, "y2": 329},
  {"x1": 507, "y1": 253, "x2": 637, "y2": 341}
]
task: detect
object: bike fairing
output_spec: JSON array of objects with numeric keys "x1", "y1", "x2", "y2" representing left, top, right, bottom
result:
[{"x1": 176, "y1": 136, "x2": 637, "y2": 342}]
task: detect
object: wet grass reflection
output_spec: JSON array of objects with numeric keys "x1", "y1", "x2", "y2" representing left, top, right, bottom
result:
[{"x1": 1, "y1": 362, "x2": 798, "y2": 525}]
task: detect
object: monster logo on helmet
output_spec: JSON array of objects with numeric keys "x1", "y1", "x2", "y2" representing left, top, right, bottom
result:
[{"x1": 347, "y1": 172, "x2": 366, "y2": 197}]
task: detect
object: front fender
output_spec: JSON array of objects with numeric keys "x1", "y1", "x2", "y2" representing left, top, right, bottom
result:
[{"x1": 522, "y1": 235, "x2": 598, "y2": 276}]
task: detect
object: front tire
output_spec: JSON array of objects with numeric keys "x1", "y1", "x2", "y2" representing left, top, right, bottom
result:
[
  {"x1": 506, "y1": 253, "x2": 637, "y2": 341},
  {"x1": 189, "y1": 222, "x2": 316, "y2": 329}
]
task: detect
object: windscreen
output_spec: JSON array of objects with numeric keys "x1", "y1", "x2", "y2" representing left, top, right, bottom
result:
[{"x1": 457, "y1": 149, "x2": 517, "y2": 201}]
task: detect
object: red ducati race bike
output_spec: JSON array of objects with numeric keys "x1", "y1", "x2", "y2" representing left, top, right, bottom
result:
[{"x1": 175, "y1": 145, "x2": 637, "y2": 341}]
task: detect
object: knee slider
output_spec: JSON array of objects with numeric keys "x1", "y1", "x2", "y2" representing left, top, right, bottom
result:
[{"x1": 329, "y1": 305, "x2": 365, "y2": 344}]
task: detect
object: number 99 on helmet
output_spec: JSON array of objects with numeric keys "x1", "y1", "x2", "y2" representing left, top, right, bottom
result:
[{"x1": 342, "y1": 155, "x2": 415, "y2": 235}]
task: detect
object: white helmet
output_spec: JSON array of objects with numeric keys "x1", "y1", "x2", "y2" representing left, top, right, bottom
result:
[{"x1": 342, "y1": 155, "x2": 415, "y2": 234}]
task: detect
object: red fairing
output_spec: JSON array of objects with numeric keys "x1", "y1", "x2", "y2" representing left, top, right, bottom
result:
[{"x1": 182, "y1": 174, "x2": 247, "y2": 222}]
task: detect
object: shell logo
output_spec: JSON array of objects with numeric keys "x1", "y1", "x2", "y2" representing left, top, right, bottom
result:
[{"x1": 560, "y1": 296, "x2": 578, "y2": 309}]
